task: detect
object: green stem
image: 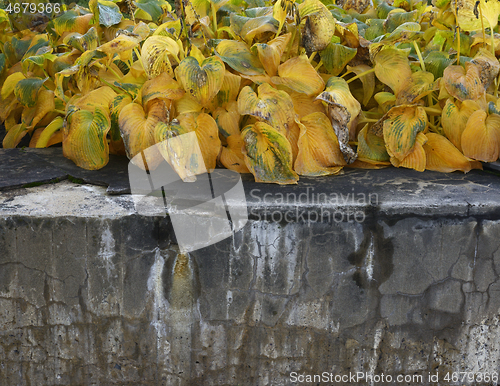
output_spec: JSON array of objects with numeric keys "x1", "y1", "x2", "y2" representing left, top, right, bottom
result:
[
  {"x1": 54, "y1": 109, "x2": 66, "y2": 115},
  {"x1": 456, "y1": 25, "x2": 461, "y2": 64},
  {"x1": 413, "y1": 40, "x2": 426, "y2": 72},
  {"x1": 314, "y1": 60, "x2": 323, "y2": 71},
  {"x1": 346, "y1": 68, "x2": 375, "y2": 84},
  {"x1": 309, "y1": 51, "x2": 317, "y2": 63}
]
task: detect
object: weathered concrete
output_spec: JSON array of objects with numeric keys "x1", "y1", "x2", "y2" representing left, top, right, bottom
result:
[{"x1": 2, "y1": 168, "x2": 500, "y2": 385}]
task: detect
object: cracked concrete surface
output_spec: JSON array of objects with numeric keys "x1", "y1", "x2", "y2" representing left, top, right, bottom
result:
[{"x1": 2, "y1": 171, "x2": 500, "y2": 385}]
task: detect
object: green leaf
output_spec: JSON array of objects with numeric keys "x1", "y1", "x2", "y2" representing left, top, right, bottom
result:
[
  {"x1": 320, "y1": 41, "x2": 357, "y2": 76},
  {"x1": 14, "y1": 77, "x2": 47, "y2": 108}
]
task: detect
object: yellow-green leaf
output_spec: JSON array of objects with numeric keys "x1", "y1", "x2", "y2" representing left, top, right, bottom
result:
[
  {"x1": 241, "y1": 122, "x2": 299, "y2": 184},
  {"x1": 141, "y1": 35, "x2": 179, "y2": 78},
  {"x1": 63, "y1": 108, "x2": 111, "y2": 170},
  {"x1": 383, "y1": 105, "x2": 428, "y2": 161},
  {"x1": 373, "y1": 47, "x2": 412, "y2": 95},
  {"x1": 238, "y1": 83, "x2": 295, "y2": 134},
  {"x1": 14, "y1": 77, "x2": 47, "y2": 108},
  {"x1": 443, "y1": 63, "x2": 485, "y2": 101},
  {"x1": 175, "y1": 56, "x2": 225, "y2": 108}
]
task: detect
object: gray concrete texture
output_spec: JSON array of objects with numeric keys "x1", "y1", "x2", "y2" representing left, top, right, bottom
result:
[{"x1": 1, "y1": 167, "x2": 500, "y2": 385}]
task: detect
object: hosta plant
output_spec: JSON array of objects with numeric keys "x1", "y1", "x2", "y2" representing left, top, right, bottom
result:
[{"x1": 1, "y1": 0, "x2": 499, "y2": 184}]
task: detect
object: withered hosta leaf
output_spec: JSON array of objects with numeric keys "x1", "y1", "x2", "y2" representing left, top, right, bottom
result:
[
  {"x1": 241, "y1": 122, "x2": 299, "y2": 184},
  {"x1": 441, "y1": 98, "x2": 480, "y2": 152},
  {"x1": 271, "y1": 55, "x2": 325, "y2": 96},
  {"x1": 443, "y1": 63, "x2": 485, "y2": 101},
  {"x1": 461, "y1": 110, "x2": 500, "y2": 162},
  {"x1": 176, "y1": 56, "x2": 225, "y2": 108},
  {"x1": 383, "y1": 105, "x2": 428, "y2": 161},
  {"x1": 424, "y1": 133, "x2": 472, "y2": 173},
  {"x1": 119, "y1": 100, "x2": 168, "y2": 163},
  {"x1": 294, "y1": 112, "x2": 346, "y2": 176},
  {"x1": 63, "y1": 108, "x2": 111, "y2": 170},
  {"x1": 175, "y1": 113, "x2": 221, "y2": 172},
  {"x1": 238, "y1": 83, "x2": 295, "y2": 134}
]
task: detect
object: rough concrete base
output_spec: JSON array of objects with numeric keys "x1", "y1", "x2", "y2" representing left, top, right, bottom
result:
[{"x1": 1, "y1": 172, "x2": 500, "y2": 385}]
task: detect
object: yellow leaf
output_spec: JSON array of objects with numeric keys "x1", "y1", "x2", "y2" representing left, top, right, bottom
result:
[
  {"x1": 271, "y1": 55, "x2": 325, "y2": 96},
  {"x1": 253, "y1": 33, "x2": 291, "y2": 77},
  {"x1": 215, "y1": 70, "x2": 241, "y2": 108},
  {"x1": 424, "y1": 133, "x2": 472, "y2": 173},
  {"x1": 174, "y1": 93, "x2": 203, "y2": 115},
  {"x1": 98, "y1": 34, "x2": 140, "y2": 55},
  {"x1": 68, "y1": 86, "x2": 117, "y2": 115},
  {"x1": 153, "y1": 120, "x2": 204, "y2": 181},
  {"x1": 294, "y1": 112, "x2": 345, "y2": 176},
  {"x1": 141, "y1": 35, "x2": 179, "y2": 78},
  {"x1": 63, "y1": 108, "x2": 111, "y2": 170},
  {"x1": 241, "y1": 122, "x2": 299, "y2": 184},
  {"x1": 141, "y1": 72, "x2": 184, "y2": 108},
  {"x1": 288, "y1": 91, "x2": 325, "y2": 119},
  {"x1": 391, "y1": 132, "x2": 427, "y2": 172},
  {"x1": 1, "y1": 72, "x2": 25, "y2": 100},
  {"x1": 174, "y1": 112, "x2": 221, "y2": 172},
  {"x1": 119, "y1": 100, "x2": 168, "y2": 162},
  {"x1": 36, "y1": 116, "x2": 64, "y2": 148},
  {"x1": 175, "y1": 56, "x2": 225, "y2": 108},
  {"x1": 300, "y1": 0, "x2": 336, "y2": 52},
  {"x1": 441, "y1": 99, "x2": 480, "y2": 151},
  {"x1": 220, "y1": 135, "x2": 250, "y2": 174},
  {"x1": 383, "y1": 105, "x2": 428, "y2": 161},
  {"x1": 316, "y1": 76, "x2": 361, "y2": 162},
  {"x1": 2, "y1": 123, "x2": 28, "y2": 148},
  {"x1": 452, "y1": 0, "x2": 500, "y2": 31},
  {"x1": 237, "y1": 83, "x2": 295, "y2": 134},
  {"x1": 213, "y1": 101, "x2": 240, "y2": 138},
  {"x1": 471, "y1": 48, "x2": 500, "y2": 89},
  {"x1": 461, "y1": 110, "x2": 500, "y2": 162},
  {"x1": 443, "y1": 63, "x2": 485, "y2": 101},
  {"x1": 396, "y1": 71, "x2": 439, "y2": 105}
]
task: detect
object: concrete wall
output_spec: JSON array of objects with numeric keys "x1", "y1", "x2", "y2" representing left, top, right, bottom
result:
[{"x1": 1, "y1": 172, "x2": 500, "y2": 385}]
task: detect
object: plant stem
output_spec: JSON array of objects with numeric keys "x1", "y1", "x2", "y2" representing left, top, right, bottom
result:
[
  {"x1": 456, "y1": 25, "x2": 461, "y2": 64},
  {"x1": 314, "y1": 60, "x2": 323, "y2": 71},
  {"x1": 346, "y1": 68, "x2": 375, "y2": 84},
  {"x1": 211, "y1": 2, "x2": 218, "y2": 39},
  {"x1": 413, "y1": 41, "x2": 426, "y2": 72},
  {"x1": 423, "y1": 106, "x2": 442, "y2": 115}
]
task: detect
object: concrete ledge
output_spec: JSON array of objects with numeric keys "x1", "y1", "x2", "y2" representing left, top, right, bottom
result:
[{"x1": 2, "y1": 169, "x2": 500, "y2": 385}]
